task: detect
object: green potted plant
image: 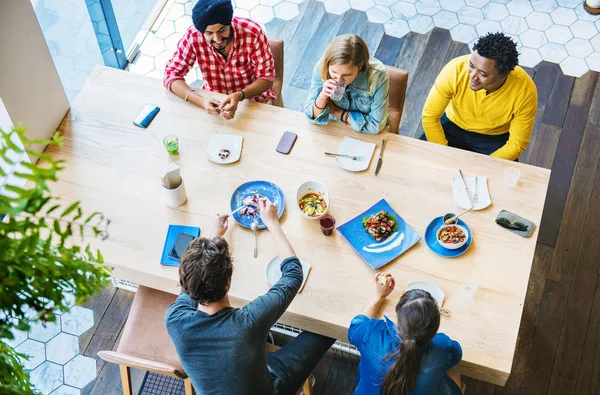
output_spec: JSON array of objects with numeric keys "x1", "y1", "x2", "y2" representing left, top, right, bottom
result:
[{"x1": 0, "y1": 125, "x2": 111, "y2": 395}]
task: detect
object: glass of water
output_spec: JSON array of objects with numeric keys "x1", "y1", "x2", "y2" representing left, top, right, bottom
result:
[
  {"x1": 163, "y1": 134, "x2": 179, "y2": 156},
  {"x1": 330, "y1": 81, "x2": 346, "y2": 101},
  {"x1": 461, "y1": 280, "x2": 479, "y2": 299},
  {"x1": 504, "y1": 166, "x2": 520, "y2": 187}
]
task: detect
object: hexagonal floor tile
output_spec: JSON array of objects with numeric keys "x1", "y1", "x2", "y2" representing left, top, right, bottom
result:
[
  {"x1": 366, "y1": 5, "x2": 392, "y2": 23},
  {"x1": 433, "y1": 10, "x2": 459, "y2": 30},
  {"x1": 440, "y1": 0, "x2": 464, "y2": 12},
  {"x1": 391, "y1": 1, "x2": 417, "y2": 20},
  {"x1": 237, "y1": 0, "x2": 260, "y2": 10},
  {"x1": 408, "y1": 14, "x2": 435, "y2": 34},
  {"x1": 375, "y1": 0, "x2": 397, "y2": 5},
  {"x1": 15, "y1": 339, "x2": 45, "y2": 370},
  {"x1": 557, "y1": 0, "x2": 582, "y2": 7},
  {"x1": 482, "y1": 2, "x2": 509, "y2": 21},
  {"x1": 501, "y1": 15, "x2": 528, "y2": 35},
  {"x1": 539, "y1": 42, "x2": 568, "y2": 63},
  {"x1": 564, "y1": 38, "x2": 594, "y2": 59},
  {"x1": 250, "y1": 4, "x2": 275, "y2": 24},
  {"x1": 46, "y1": 333, "x2": 79, "y2": 365},
  {"x1": 6, "y1": 326, "x2": 28, "y2": 348},
  {"x1": 64, "y1": 355, "x2": 97, "y2": 389},
  {"x1": 476, "y1": 20, "x2": 502, "y2": 37},
  {"x1": 450, "y1": 24, "x2": 478, "y2": 44},
  {"x1": 465, "y1": 0, "x2": 488, "y2": 7},
  {"x1": 591, "y1": 35, "x2": 600, "y2": 52},
  {"x1": 415, "y1": 0, "x2": 441, "y2": 16},
  {"x1": 50, "y1": 385, "x2": 81, "y2": 395},
  {"x1": 323, "y1": 0, "x2": 351, "y2": 15},
  {"x1": 274, "y1": 2, "x2": 300, "y2": 20},
  {"x1": 506, "y1": 0, "x2": 533, "y2": 17},
  {"x1": 31, "y1": 361, "x2": 63, "y2": 394},
  {"x1": 545, "y1": 24, "x2": 573, "y2": 44},
  {"x1": 550, "y1": 6, "x2": 577, "y2": 26},
  {"x1": 164, "y1": 33, "x2": 184, "y2": 50},
  {"x1": 384, "y1": 19, "x2": 411, "y2": 38},
  {"x1": 154, "y1": 50, "x2": 175, "y2": 71},
  {"x1": 531, "y1": 0, "x2": 558, "y2": 13},
  {"x1": 519, "y1": 47, "x2": 542, "y2": 68},
  {"x1": 570, "y1": 20, "x2": 598, "y2": 40},
  {"x1": 260, "y1": 0, "x2": 283, "y2": 5},
  {"x1": 165, "y1": 3, "x2": 185, "y2": 21},
  {"x1": 175, "y1": 16, "x2": 192, "y2": 34},
  {"x1": 457, "y1": 6, "x2": 484, "y2": 25},
  {"x1": 520, "y1": 29, "x2": 548, "y2": 48},
  {"x1": 349, "y1": 0, "x2": 375, "y2": 12},
  {"x1": 525, "y1": 11, "x2": 554, "y2": 31},
  {"x1": 60, "y1": 38, "x2": 87, "y2": 58},
  {"x1": 29, "y1": 319, "x2": 61, "y2": 343},
  {"x1": 586, "y1": 52, "x2": 600, "y2": 72},
  {"x1": 560, "y1": 56, "x2": 589, "y2": 77},
  {"x1": 61, "y1": 306, "x2": 94, "y2": 337}
]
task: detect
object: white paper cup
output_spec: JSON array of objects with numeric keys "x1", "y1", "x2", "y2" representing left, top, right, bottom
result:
[{"x1": 163, "y1": 179, "x2": 187, "y2": 207}]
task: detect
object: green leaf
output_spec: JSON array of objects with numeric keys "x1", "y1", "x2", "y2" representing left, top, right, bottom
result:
[
  {"x1": 61, "y1": 202, "x2": 79, "y2": 218},
  {"x1": 73, "y1": 207, "x2": 83, "y2": 222},
  {"x1": 97, "y1": 250, "x2": 104, "y2": 264},
  {"x1": 85, "y1": 212, "x2": 101, "y2": 224},
  {"x1": 53, "y1": 220, "x2": 61, "y2": 235},
  {"x1": 46, "y1": 204, "x2": 61, "y2": 215}
]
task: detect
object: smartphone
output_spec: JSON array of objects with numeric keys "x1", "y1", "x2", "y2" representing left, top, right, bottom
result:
[
  {"x1": 168, "y1": 232, "x2": 195, "y2": 261},
  {"x1": 276, "y1": 131, "x2": 297, "y2": 154},
  {"x1": 133, "y1": 104, "x2": 160, "y2": 128}
]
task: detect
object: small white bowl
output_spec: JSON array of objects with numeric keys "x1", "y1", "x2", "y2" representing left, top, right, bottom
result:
[
  {"x1": 436, "y1": 224, "x2": 469, "y2": 250},
  {"x1": 296, "y1": 181, "x2": 330, "y2": 220}
]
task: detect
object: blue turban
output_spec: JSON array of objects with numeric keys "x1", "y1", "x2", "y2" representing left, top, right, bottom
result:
[{"x1": 192, "y1": 0, "x2": 234, "y2": 33}]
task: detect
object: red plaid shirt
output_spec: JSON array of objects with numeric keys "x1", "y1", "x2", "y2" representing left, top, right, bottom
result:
[{"x1": 163, "y1": 17, "x2": 276, "y2": 103}]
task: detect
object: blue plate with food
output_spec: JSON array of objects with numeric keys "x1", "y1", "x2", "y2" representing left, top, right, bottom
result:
[
  {"x1": 424, "y1": 215, "x2": 472, "y2": 258},
  {"x1": 337, "y1": 199, "x2": 421, "y2": 269},
  {"x1": 230, "y1": 181, "x2": 285, "y2": 229}
]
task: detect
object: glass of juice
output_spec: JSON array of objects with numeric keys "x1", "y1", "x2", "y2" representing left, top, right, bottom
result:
[
  {"x1": 319, "y1": 215, "x2": 336, "y2": 236},
  {"x1": 163, "y1": 134, "x2": 179, "y2": 155}
]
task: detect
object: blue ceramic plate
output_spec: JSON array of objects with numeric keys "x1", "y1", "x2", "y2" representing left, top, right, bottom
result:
[
  {"x1": 424, "y1": 215, "x2": 472, "y2": 258},
  {"x1": 337, "y1": 199, "x2": 421, "y2": 270},
  {"x1": 230, "y1": 181, "x2": 285, "y2": 229}
]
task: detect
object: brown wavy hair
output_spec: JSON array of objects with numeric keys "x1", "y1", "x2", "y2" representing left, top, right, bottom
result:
[
  {"x1": 178, "y1": 237, "x2": 233, "y2": 305},
  {"x1": 320, "y1": 34, "x2": 370, "y2": 81},
  {"x1": 382, "y1": 289, "x2": 440, "y2": 395}
]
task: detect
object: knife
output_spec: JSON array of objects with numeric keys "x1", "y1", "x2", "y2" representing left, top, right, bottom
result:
[
  {"x1": 374, "y1": 139, "x2": 386, "y2": 176},
  {"x1": 458, "y1": 169, "x2": 474, "y2": 209}
]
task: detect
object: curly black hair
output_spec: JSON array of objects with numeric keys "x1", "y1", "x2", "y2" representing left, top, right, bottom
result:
[{"x1": 472, "y1": 33, "x2": 519, "y2": 76}]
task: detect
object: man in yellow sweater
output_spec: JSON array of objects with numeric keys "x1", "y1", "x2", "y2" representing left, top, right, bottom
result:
[{"x1": 421, "y1": 33, "x2": 537, "y2": 161}]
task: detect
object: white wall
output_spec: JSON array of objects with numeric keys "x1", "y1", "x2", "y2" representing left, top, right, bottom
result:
[{"x1": 0, "y1": 0, "x2": 70, "y2": 161}]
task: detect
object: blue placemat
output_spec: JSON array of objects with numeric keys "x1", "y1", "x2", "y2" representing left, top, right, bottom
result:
[
  {"x1": 424, "y1": 215, "x2": 472, "y2": 258},
  {"x1": 230, "y1": 180, "x2": 285, "y2": 229},
  {"x1": 337, "y1": 199, "x2": 421, "y2": 269},
  {"x1": 160, "y1": 225, "x2": 201, "y2": 267}
]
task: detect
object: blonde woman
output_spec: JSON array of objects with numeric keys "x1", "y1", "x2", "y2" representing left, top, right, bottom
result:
[{"x1": 303, "y1": 34, "x2": 389, "y2": 134}]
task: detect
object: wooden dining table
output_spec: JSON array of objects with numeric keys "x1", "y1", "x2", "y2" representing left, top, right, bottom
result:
[{"x1": 47, "y1": 66, "x2": 550, "y2": 386}]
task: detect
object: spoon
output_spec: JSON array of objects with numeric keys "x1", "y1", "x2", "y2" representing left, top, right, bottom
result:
[
  {"x1": 444, "y1": 207, "x2": 473, "y2": 225},
  {"x1": 251, "y1": 221, "x2": 258, "y2": 258}
]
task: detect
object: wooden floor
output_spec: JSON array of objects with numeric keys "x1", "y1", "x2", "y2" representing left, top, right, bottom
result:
[{"x1": 79, "y1": 2, "x2": 600, "y2": 394}]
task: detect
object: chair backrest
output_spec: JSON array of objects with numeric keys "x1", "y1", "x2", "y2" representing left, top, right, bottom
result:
[
  {"x1": 385, "y1": 66, "x2": 409, "y2": 134},
  {"x1": 268, "y1": 37, "x2": 284, "y2": 108}
]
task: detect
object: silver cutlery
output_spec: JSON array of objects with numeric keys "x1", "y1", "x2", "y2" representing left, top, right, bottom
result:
[
  {"x1": 374, "y1": 139, "x2": 386, "y2": 176},
  {"x1": 473, "y1": 176, "x2": 479, "y2": 205},
  {"x1": 444, "y1": 207, "x2": 473, "y2": 224},
  {"x1": 458, "y1": 169, "x2": 474, "y2": 208},
  {"x1": 251, "y1": 221, "x2": 258, "y2": 258},
  {"x1": 230, "y1": 205, "x2": 246, "y2": 216},
  {"x1": 324, "y1": 152, "x2": 362, "y2": 160}
]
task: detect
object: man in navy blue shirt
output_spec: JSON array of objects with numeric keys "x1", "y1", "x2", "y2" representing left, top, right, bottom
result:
[{"x1": 165, "y1": 198, "x2": 335, "y2": 394}]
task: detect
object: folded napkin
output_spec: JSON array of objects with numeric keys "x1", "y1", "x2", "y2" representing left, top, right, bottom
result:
[
  {"x1": 161, "y1": 164, "x2": 182, "y2": 189},
  {"x1": 452, "y1": 176, "x2": 491, "y2": 210}
]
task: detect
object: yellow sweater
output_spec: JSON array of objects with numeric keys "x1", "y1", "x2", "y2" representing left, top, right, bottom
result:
[{"x1": 422, "y1": 55, "x2": 538, "y2": 161}]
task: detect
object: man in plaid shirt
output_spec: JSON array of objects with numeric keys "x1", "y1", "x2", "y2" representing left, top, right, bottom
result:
[{"x1": 163, "y1": 0, "x2": 276, "y2": 120}]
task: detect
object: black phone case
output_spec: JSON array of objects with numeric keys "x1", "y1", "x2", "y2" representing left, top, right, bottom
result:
[
  {"x1": 276, "y1": 131, "x2": 297, "y2": 154},
  {"x1": 496, "y1": 210, "x2": 535, "y2": 238},
  {"x1": 168, "y1": 232, "x2": 195, "y2": 260}
]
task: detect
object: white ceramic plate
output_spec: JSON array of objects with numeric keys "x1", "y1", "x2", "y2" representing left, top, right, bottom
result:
[
  {"x1": 452, "y1": 176, "x2": 491, "y2": 210},
  {"x1": 266, "y1": 256, "x2": 311, "y2": 293},
  {"x1": 406, "y1": 280, "x2": 445, "y2": 307},
  {"x1": 335, "y1": 137, "x2": 376, "y2": 172},
  {"x1": 207, "y1": 133, "x2": 243, "y2": 164}
]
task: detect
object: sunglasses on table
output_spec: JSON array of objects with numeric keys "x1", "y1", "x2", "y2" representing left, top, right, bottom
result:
[{"x1": 495, "y1": 217, "x2": 529, "y2": 231}]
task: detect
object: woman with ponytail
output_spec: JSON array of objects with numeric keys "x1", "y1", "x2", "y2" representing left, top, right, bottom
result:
[{"x1": 348, "y1": 273, "x2": 464, "y2": 394}]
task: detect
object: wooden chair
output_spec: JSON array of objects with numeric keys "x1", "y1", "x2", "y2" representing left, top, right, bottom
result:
[
  {"x1": 268, "y1": 37, "x2": 285, "y2": 108},
  {"x1": 98, "y1": 286, "x2": 313, "y2": 395},
  {"x1": 385, "y1": 66, "x2": 409, "y2": 134}
]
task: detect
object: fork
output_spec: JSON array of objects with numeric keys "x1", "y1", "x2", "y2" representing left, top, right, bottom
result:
[
  {"x1": 473, "y1": 176, "x2": 479, "y2": 205},
  {"x1": 324, "y1": 152, "x2": 362, "y2": 160}
]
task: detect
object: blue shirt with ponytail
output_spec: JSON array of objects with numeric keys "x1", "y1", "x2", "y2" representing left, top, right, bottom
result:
[{"x1": 349, "y1": 314, "x2": 462, "y2": 395}]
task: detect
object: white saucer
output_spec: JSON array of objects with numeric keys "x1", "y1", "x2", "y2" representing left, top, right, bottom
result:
[
  {"x1": 207, "y1": 133, "x2": 243, "y2": 164},
  {"x1": 335, "y1": 137, "x2": 376, "y2": 172},
  {"x1": 406, "y1": 280, "x2": 445, "y2": 307},
  {"x1": 452, "y1": 176, "x2": 491, "y2": 210},
  {"x1": 265, "y1": 256, "x2": 311, "y2": 293}
]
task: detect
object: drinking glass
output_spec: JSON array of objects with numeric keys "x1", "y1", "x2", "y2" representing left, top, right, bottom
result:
[
  {"x1": 330, "y1": 81, "x2": 346, "y2": 101},
  {"x1": 504, "y1": 166, "x2": 520, "y2": 187},
  {"x1": 319, "y1": 215, "x2": 336, "y2": 236},
  {"x1": 163, "y1": 134, "x2": 179, "y2": 156},
  {"x1": 461, "y1": 280, "x2": 479, "y2": 299}
]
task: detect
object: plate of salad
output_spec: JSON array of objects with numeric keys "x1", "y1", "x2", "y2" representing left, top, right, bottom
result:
[{"x1": 337, "y1": 199, "x2": 421, "y2": 269}]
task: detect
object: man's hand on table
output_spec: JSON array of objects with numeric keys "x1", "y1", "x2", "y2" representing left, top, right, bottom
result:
[
  {"x1": 219, "y1": 91, "x2": 244, "y2": 120},
  {"x1": 209, "y1": 213, "x2": 229, "y2": 238},
  {"x1": 258, "y1": 198, "x2": 280, "y2": 230},
  {"x1": 200, "y1": 97, "x2": 222, "y2": 115}
]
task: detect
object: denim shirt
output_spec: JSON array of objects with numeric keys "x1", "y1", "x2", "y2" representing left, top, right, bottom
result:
[
  {"x1": 303, "y1": 58, "x2": 390, "y2": 134},
  {"x1": 348, "y1": 314, "x2": 463, "y2": 395}
]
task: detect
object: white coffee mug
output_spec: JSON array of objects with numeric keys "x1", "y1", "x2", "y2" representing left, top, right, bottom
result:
[
  {"x1": 586, "y1": 0, "x2": 600, "y2": 7},
  {"x1": 163, "y1": 179, "x2": 187, "y2": 207}
]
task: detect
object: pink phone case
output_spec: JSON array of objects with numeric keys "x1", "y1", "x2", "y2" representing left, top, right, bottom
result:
[{"x1": 276, "y1": 131, "x2": 297, "y2": 154}]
